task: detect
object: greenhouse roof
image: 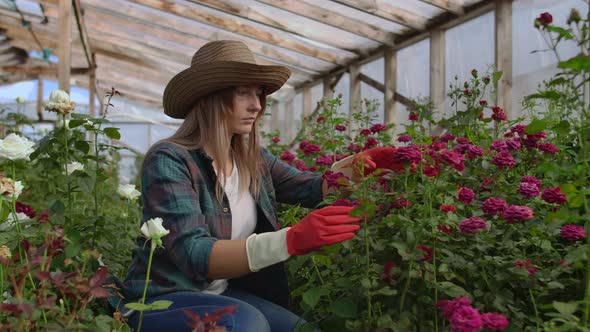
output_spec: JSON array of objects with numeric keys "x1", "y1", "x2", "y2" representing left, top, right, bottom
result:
[{"x1": 0, "y1": 0, "x2": 492, "y2": 108}]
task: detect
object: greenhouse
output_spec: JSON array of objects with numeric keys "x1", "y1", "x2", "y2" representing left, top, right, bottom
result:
[{"x1": 0, "y1": 0, "x2": 588, "y2": 331}]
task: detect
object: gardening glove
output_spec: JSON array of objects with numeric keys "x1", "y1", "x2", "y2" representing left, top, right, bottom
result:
[
  {"x1": 331, "y1": 146, "x2": 401, "y2": 181},
  {"x1": 245, "y1": 206, "x2": 361, "y2": 272}
]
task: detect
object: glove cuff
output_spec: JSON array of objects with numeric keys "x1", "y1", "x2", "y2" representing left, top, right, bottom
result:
[{"x1": 245, "y1": 227, "x2": 291, "y2": 272}]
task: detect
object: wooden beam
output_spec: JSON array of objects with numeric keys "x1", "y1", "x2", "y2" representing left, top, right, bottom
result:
[
  {"x1": 495, "y1": 0, "x2": 512, "y2": 118},
  {"x1": 57, "y1": 0, "x2": 72, "y2": 92},
  {"x1": 349, "y1": 63, "x2": 361, "y2": 134},
  {"x1": 37, "y1": 77, "x2": 44, "y2": 121},
  {"x1": 253, "y1": 0, "x2": 395, "y2": 46},
  {"x1": 383, "y1": 47, "x2": 396, "y2": 129},
  {"x1": 334, "y1": 0, "x2": 428, "y2": 30},
  {"x1": 126, "y1": 0, "x2": 349, "y2": 65},
  {"x1": 1, "y1": 65, "x2": 91, "y2": 76},
  {"x1": 270, "y1": 100, "x2": 279, "y2": 132},
  {"x1": 190, "y1": 0, "x2": 368, "y2": 52},
  {"x1": 292, "y1": 1, "x2": 495, "y2": 92},
  {"x1": 44, "y1": 2, "x2": 328, "y2": 76},
  {"x1": 284, "y1": 93, "x2": 294, "y2": 141},
  {"x1": 89, "y1": 67, "x2": 96, "y2": 118},
  {"x1": 303, "y1": 85, "x2": 312, "y2": 117},
  {"x1": 358, "y1": 73, "x2": 384, "y2": 92},
  {"x1": 72, "y1": 0, "x2": 95, "y2": 68},
  {"x1": 418, "y1": 0, "x2": 464, "y2": 15},
  {"x1": 430, "y1": 28, "x2": 445, "y2": 119},
  {"x1": 323, "y1": 76, "x2": 332, "y2": 99},
  {"x1": 0, "y1": 73, "x2": 35, "y2": 85}
]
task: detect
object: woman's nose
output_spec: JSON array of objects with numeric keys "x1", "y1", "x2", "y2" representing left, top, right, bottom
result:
[{"x1": 249, "y1": 94, "x2": 261, "y2": 112}]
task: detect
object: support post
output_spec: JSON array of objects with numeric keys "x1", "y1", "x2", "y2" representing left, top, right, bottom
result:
[
  {"x1": 430, "y1": 28, "x2": 446, "y2": 123},
  {"x1": 57, "y1": 0, "x2": 72, "y2": 92},
  {"x1": 36, "y1": 77, "x2": 44, "y2": 121},
  {"x1": 349, "y1": 63, "x2": 361, "y2": 134},
  {"x1": 495, "y1": 0, "x2": 513, "y2": 117},
  {"x1": 384, "y1": 47, "x2": 397, "y2": 136}
]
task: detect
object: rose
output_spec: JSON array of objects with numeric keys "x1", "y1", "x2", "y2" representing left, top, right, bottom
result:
[
  {"x1": 0, "y1": 134, "x2": 35, "y2": 161},
  {"x1": 140, "y1": 217, "x2": 170, "y2": 247},
  {"x1": 560, "y1": 224, "x2": 586, "y2": 241},
  {"x1": 482, "y1": 312, "x2": 510, "y2": 331},
  {"x1": 517, "y1": 182, "x2": 540, "y2": 198},
  {"x1": 43, "y1": 89, "x2": 75, "y2": 115},
  {"x1": 482, "y1": 198, "x2": 507, "y2": 216},
  {"x1": 66, "y1": 161, "x2": 84, "y2": 175},
  {"x1": 541, "y1": 187, "x2": 567, "y2": 205},
  {"x1": 459, "y1": 217, "x2": 488, "y2": 234},
  {"x1": 491, "y1": 151, "x2": 515, "y2": 169},
  {"x1": 501, "y1": 205, "x2": 534, "y2": 223},
  {"x1": 437, "y1": 296, "x2": 472, "y2": 320},
  {"x1": 0, "y1": 178, "x2": 23, "y2": 199},
  {"x1": 0, "y1": 212, "x2": 29, "y2": 231},
  {"x1": 117, "y1": 184, "x2": 141, "y2": 201},
  {"x1": 457, "y1": 187, "x2": 475, "y2": 205},
  {"x1": 450, "y1": 306, "x2": 483, "y2": 332}
]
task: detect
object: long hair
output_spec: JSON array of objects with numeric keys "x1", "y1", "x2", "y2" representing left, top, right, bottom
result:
[{"x1": 157, "y1": 87, "x2": 265, "y2": 203}]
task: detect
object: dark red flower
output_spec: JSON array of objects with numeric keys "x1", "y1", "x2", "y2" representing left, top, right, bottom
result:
[
  {"x1": 360, "y1": 128, "x2": 371, "y2": 136},
  {"x1": 541, "y1": 187, "x2": 567, "y2": 205},
  {"x1": 409, "y1": 113, "x2": 419, "y2": 121},
  {"x1": 271, "y1": 136, "x2": 280, "y2": 143},
  {"x1": 482, "y1": 198, "x2": 508, "y2": 216},
  {"x1": 370, "y1": 123, "x2": 387, "y2": 133},
  {"x1": 457, "y1": 187, "x2": 475, "y2": 205},
  {"x1": 417, "y1": 244, "x2": 433, "y2": 261},
  {"x1": 440, "y1": 205, "x2": 457, "y2": 213}
]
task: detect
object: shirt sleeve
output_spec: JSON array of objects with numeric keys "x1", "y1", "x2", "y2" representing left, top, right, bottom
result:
[
  {"x1": 141, "y1": 143, "x2": 217, "y2": 281},
  {"x1": 261, "y1": 148, "x2": 323, "y2": 208}
]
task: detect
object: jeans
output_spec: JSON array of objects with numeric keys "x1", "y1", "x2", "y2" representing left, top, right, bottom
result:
[{"x1": 124, "y1": 289, "x2": 306, "y2": 332}]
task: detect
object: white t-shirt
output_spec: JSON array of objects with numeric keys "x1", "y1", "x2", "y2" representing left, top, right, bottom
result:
[{"x1": 203, "y1": 160, "x2": 257, "y2": 294}]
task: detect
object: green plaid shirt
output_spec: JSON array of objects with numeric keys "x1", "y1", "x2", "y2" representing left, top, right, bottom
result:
[{"x1": 114, "y1": 142, "x2": 323, "y2": 303}]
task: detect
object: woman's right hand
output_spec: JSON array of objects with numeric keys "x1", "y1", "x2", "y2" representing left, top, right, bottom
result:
[{"x1": 286, "y1": 206, "x2": 361, "y2": 256}]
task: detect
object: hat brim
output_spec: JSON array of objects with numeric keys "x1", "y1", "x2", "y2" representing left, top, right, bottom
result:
[{"x1": 163, "y1": 61, "x2": 291, "y2": 119}]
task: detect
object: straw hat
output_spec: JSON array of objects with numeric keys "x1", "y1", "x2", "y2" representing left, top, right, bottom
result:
[{"x1": 163, "y1": 40, "x2": 291, "y2": 119}]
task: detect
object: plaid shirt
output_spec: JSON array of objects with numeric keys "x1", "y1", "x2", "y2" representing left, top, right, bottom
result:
[{"x1": 114, "y1": 142, "x2": 323, "y2": 304}]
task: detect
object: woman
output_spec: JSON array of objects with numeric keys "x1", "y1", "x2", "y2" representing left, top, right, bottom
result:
[{"x1": 111, "y1": 40, "x2": 361, "y2": 332}]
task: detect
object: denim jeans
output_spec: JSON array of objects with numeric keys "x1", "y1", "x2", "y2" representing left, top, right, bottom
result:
[{"x1": 124, "y1": 289, "x2": 305, "y2": 332}]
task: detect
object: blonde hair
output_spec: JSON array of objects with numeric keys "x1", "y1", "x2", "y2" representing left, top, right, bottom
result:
[{"x1": 160, "y1": 87, "x2": 265, "y2": 203}]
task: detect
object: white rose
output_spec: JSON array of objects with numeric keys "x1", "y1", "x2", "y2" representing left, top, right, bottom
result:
[
  {"x1": 0, "y1": 134, "x2": 35, "y2": 161},
  {"x1": 0, "y1": 212, "x2": 28, "y2": 231},
  {"x1": 117, "y1": 184, "x2": 141, "y2": 201},
  {"x1": 140, "y1": 217, "x2": 170, "y2": 246},
  {"x1": 43, "y1": 89, "x2": 75, "y2": 115},
  {"x1": 66, "y1": 161, "x2": 84, "y2": 175},
  {"x1": 12, "y1": 181, "x2": 23, "y2": 199}
]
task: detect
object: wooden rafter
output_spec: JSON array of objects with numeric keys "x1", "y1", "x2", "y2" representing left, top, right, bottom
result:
[
  {"x1": 333, "y1": 0, "x2": 428, "y2": 31},
  {"x1": 67, "y1": 0, "x2": 331, "y2": 75},
  {"x1": 190, "y1": 0, "x2": 371, "y2": 51},
  {"x1": 221, "y1": 0, "x2": 396, "y2": 46},
  {"x1": 419, "y1": 0, "x2": 464, "y2": 15},
  {"x1": 126, "y1": 0, "x2": 353, "y2": 64}
]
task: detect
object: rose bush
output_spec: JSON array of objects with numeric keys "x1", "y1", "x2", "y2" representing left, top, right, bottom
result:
[{"x1": 266, "y1": 9, "x2": 589, "y2": 331}]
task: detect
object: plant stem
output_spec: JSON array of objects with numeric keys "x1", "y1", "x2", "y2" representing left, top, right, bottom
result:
[
  {"x1": 137, "y1": 240, "x2": 156, "y2": 332},
  {"x1": 63, "y1": 116, "x2": 71, "y2": 225},
  {"x1": 529, "y1": 288, "x2": 540, "y2": 330},
  {"x1": 91, "y1": 130, "x2": 99, "y2": 247}
]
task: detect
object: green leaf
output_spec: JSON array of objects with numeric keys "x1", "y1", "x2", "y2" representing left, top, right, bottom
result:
[
  {"x1": 525, "y1": 119, "x2": 547, "y2": 134},
  {"x1": 569, "y1": 194, "x2": 584, "y2": 208},
  {"x1": 302, "y1": 287, "x2": 321, "y2": 309},
  {"x1": 548, "y1": 281, "x2": 565, "y2": 289},
  {"x1": 74, "y1": 141, "x2": 90, "y2": 154},
  {"x1": 553, "y1": 120, "x2": 571, "y2": 135},
  {"x1": 329, "y1": 297, "x2": 357, "y2": 318},
  {"x1": 547, "y1": 26, "x2": 574, "y2": 40},
  {"x1": 553, "y1": 301, "x2": 578, "y2": 316},
  {"x1": 77, "y1": 175, "x2": 96, "y2": 194},
  {"x1": 68, "y1": 119, "x2": 85, "y2": 128},
  {"x1": 103, "y1": 127, "x2": 121, "y2": 140},
  {"x1": 125, "y1": 302, "x2": 152, "y2": 311},
  {"x1": 525, "y1": 90, "x2": 561, "y2": 101},
  {"x1": 559, "y1": 54, "x2": 590, "y2": 72},
  {"x1": 492, "y1": 70, "x2": 503, "y2": 85},
  {"x1": 65, "y1": 241, "x2": 81, "y2": 258},
  {"x1": 438, "y1": 281, "x2": 468, "y2": 298},
  {"x1": 149, "y1": 300, "x2": 173, "y2": 310}
]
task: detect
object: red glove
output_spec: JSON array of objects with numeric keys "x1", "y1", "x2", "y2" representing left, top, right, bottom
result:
[
  {"x1": 286, "y1": 206, "x2": 361, "y2": 255},
  {"x1": 352, "y1": 146, "x2": 404, "y2": 177}
]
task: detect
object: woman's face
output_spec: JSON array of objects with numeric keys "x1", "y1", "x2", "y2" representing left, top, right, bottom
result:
[{"x1": 228, "y1": 85, "x2": 264, "y2": 135}]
